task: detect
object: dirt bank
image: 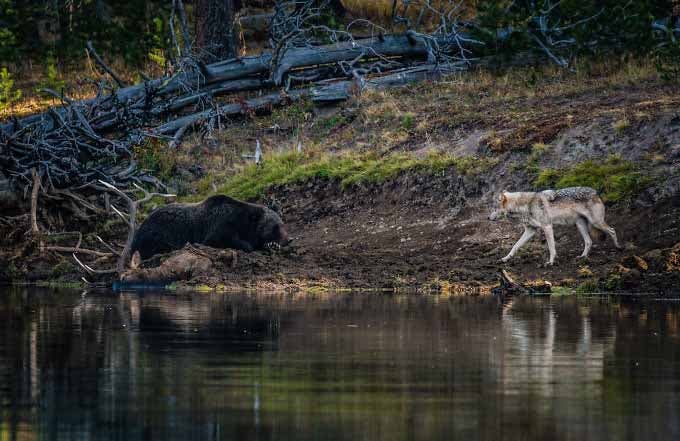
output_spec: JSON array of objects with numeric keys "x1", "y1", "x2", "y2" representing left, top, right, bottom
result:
[
  {"x1": 176, "y1": 170, "x2": 679, "y2": 293},
  {"x1": 182, "y1": 73, "x2": 680, "y2": 293},
  {"x1": 2, "y1": 63, "x2": 680, "y2": 293}
]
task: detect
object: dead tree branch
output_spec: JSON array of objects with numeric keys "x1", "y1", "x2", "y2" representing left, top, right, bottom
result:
[
  {"x1": 97, "y1": 180, "x2": 176, "y2": 274},
  {"x1": 86, "y1": 41, "x2": 126, "y2": 88},
  {"x1": 30, "y1": 168, "x2": 40, "y2": 236}
]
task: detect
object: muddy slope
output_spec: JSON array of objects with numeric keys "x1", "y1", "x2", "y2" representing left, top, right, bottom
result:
[
  {"x1": 186, "y1": 94, "x2": 680, "y2": 292},
  {"x1": 3, "y1": 72, "x2": 680, "y2": 292},
  {"x1": 5, "y1": 128, "x2": 680, "y2": 293},
  {"x1": 194, "y1": 168, "x2": 678, "y2": 292}
]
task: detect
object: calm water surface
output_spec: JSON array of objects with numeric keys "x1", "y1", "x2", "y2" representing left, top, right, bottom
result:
[{"x1": 1, "y1": 287, "x2": 679, "y2": 441}]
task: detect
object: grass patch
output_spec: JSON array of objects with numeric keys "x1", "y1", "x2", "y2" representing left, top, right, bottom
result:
[
  {"x1": 549, "y1": 286, "x2": 576, "y2": 296},
  {"x1": 575, "y1": 280, "x2": 600, "y2": 294},
  {"x1": 319, "y1": 114, "x2": 348, "y2": 132},
  {"x1": 203, "y1": 150, "x2": 495, "y2": 201},
  {"x1": 526, "y1": 142, "x2": 552, "y2": 174},
  {"x1": 267, "y1": 98, "x2": 314, "y2": 128},
  {"x1": 400, "y1": 112, "x2": 415, "y2": 131},
  {"x1": 528, "y1": 142, "x2": 550, "y2": 162},
  {"x1": 50, "y1": 260, "x2": 75, "y2": 279},
  {"x1": 534, "y1": 155, "x2": 653, "y2": 202},
  {"x1": 35, "y1": 280, "x2": 85, "y2": 289},
  {"x1": 196, "y1": 172, "x2": 217, "y2": 195},
  {"x1": 603, "y1": 272, "x2": 623, "y2": 291},
  {"x1": 133, "y1": 138, "x2": 176, "y2": 180},
  {"x1": 612, "y1": 117, "x2": 631, "y2": 134}
]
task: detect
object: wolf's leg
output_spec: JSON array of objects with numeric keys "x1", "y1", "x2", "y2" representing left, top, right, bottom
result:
[
  {"x1": 542, "y1": 225, "x2": 557, "y2": 265},
  {"x1": 591, "y1": 222, "x2": 622, "y2": 249},
  {"x1": 502, "y1": 226, "x2": 536, "y2": 262},
  {"x1": 584, "y1": 201, "x2": 622, "y2": 249},
  {"x1": 575, "y1": 218, "x2": 592, "y2": 258}
]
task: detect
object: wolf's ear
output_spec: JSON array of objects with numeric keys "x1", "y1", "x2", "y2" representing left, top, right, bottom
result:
[{"x1": 130, "y1": 251, "x2": 141, "y2": 270}]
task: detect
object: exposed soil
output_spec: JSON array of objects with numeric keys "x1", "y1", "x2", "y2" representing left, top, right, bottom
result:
[
  {"x1": 3, "y1": 66, "x2": 680, "y2": 294},
  {"x1": 179, "y1": 170, "x2": 680, "y2": 293},
  {"x1": 183, "y1": 77, "x2": 680, "y2": 294}
]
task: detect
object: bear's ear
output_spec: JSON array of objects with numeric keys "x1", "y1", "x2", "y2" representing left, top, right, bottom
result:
[
  {"x1": 267, "y1": 202, "x2": 281, "y2": 215},
  {"x1": 129, "y1": 251, "x2": 141, "y2": 270},
  {"x1": 264, "y1": 196, "x2": 282, "y2": 215}
]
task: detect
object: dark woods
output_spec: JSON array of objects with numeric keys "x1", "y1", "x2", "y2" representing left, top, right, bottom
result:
[
  {"x1": 0, "y1": 0, "x2": 174, "y2": 65},
  {"x1": 0, "y1": 1, "x2": 676, "y2": 67}
]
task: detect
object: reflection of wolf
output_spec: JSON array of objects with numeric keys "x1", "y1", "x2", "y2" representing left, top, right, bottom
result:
[{"x1": 489, "y1": 187, "x2": 621, "y2": 265}]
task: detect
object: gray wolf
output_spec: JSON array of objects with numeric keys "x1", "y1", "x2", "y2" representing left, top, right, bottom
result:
[
  {"x1": 488, "y1": 187, "x2": 621, "y2": 265},
  {"x1": 131, "y1": 195, "x2": 290, "y2": 259}
]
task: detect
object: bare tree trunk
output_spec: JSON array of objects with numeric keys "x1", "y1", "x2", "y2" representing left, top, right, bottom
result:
[
  {"x1": 195, "y1": 0, "x2": 244, "y2": 62},
  {"x1": 30, "y1": 168, "x2": 41, "y2": 236}
]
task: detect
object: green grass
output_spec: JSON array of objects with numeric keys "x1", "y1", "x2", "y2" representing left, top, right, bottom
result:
[
  {"x1": 603, "y1": 272, "x2": 623, "y2": 291},
  {"x1": 575, "y1": 280, "x2": 600, "y2": 295},
  {"x1": 528, "y1": 142, "x2": 550, "y2": 163},
  {"x1": 49, "y1": 260, "x2": 75, "y2": 279},
  {"x1": 526, "y1": 142, "x2": 552, "y2": 175},
  {"x1": 203, "y1": 150, "x2": 496, "y2": 201},
  {"x1": 613, "y1": 117, "x2": 631, "y2": 134},
  {"x1": 134, "y1": 138, "x2": 177, "y2": 180},
  {"x1": 400, "y1": 112, "x2": 415, "y2": 130},
  {"x1": 319, "y1": 114, "x2": 348, "y2": 132},
  {"x1": 35, "y1": 280, "x2": 85, "y2": 289},
  {"x1": 534, "y1": 155, "x2": 653, "y2": 202}
]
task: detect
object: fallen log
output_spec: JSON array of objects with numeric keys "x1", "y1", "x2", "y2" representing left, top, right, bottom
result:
[
  {"x1": 270, "y1": 34, "x2": 457, "y2": 85},
  {"x1": 492, "y1": 269, "x2": 552, "y2": 296},
  {"x1": 155, "y1": 90, "x2": 298, "y2": 135},
  {"x1": 156, "y1": 63, "x2": 452, "y2": 138},
  {"x1": 1, "y1": 34, "x2": 468, "y2": 136},
  {"x1": 155, "y1": 77, "x2": 269, "y2": 115}
]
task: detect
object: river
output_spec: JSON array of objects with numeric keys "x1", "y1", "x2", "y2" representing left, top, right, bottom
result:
[{"x1": 1, "y1": 287, "x2": 679, "y2": 440}]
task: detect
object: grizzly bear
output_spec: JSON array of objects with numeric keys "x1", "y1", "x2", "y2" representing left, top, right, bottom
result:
[{"x1": 130, "y1": 195, "x2": 290, "y2": 259}]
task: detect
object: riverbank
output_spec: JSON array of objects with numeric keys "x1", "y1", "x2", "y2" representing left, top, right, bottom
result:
[{"x1": 1, "y1": 59, "x2": 679, "y2": 293}]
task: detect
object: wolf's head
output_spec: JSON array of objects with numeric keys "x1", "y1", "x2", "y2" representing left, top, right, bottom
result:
[{"x1": 488, "y1": 191, "x2": 508, "y2": 221}]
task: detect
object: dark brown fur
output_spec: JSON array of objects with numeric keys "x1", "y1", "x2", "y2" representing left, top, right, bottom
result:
[{"x1": 131, "y1": 195, "x2": 289, "y2": 259}]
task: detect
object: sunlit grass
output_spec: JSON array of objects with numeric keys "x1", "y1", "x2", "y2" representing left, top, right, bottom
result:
[
  {"x1": 534, "y1": 155, "x2": 654, "y2": 202},
  {"x1": 0, "y1": 58, "x2": 166, "y2": 120},
  {"x1": 189, "y1": 150, "x2": 497, "y2": 201}
]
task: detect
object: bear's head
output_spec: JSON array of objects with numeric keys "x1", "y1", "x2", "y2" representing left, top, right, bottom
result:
[{"x1": 255, "y1": 207, "x2": 290, "y2": 250}]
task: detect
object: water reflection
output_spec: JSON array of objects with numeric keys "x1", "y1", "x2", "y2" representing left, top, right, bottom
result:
[{"x1": 0, "y1": 287, "x2": 679, "y2": 441}]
